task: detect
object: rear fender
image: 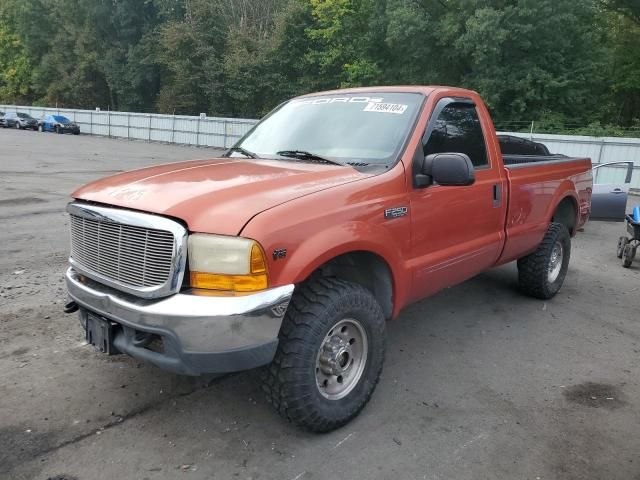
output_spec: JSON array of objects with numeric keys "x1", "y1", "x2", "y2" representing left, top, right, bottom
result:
[{"x1": 546, "y1": 181, "x2": 579, "y2": 235}]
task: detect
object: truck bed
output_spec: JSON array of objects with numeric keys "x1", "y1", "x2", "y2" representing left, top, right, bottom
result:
[{"x1": 498, "y1": 156, "x2": 593, "y2": 265}]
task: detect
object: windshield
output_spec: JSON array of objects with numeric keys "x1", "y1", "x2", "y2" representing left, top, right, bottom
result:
[
  {"x1": 18, "y1": 113, "x2": 33, "y2": 119},
  {"x1": 235, "y1": 92, "x2": 423, "y2": 165},
  {"x1": 53, "y1": 115, "x2": 70, "y2": 124}
]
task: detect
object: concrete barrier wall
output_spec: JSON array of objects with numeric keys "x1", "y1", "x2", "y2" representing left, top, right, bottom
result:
[{"x1": 0, "y1": 105, "x2": 258, "y2": 149}]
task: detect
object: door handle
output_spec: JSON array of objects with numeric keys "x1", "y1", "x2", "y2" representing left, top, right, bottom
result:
[
  {"x1": 611, "y1": 188, "x2": 625, "y2": 194},
  {"x1": 493, "y1": 184, "x2": 501, "y2": 208}
]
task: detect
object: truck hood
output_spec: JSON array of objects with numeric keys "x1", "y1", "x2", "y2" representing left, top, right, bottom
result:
[{"x1": 72, "y1": 158, "x2": 371, "y2": 235}]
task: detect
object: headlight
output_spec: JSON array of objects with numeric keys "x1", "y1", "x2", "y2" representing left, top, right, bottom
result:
[{"x1": 187, "y1": 234, "x2": 268, "y2": 293}]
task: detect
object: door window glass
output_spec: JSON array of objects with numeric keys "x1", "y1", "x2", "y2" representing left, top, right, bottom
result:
[{"x1": 424, "y1": 103, "x2": 488, "y2": 168}]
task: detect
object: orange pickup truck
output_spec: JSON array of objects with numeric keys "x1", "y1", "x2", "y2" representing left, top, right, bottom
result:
[{"x1": 64, "y1": 86, "x2": 592, "y2": 431}]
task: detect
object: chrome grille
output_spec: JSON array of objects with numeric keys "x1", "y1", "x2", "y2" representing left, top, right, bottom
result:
[{"x1": 69, "y1": 214, "x2": 175, "y2": 290}]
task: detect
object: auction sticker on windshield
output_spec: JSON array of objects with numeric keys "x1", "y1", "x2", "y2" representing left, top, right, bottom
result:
[{"x1": 363, "y1": 102, "x2": 408, "y2": 114}]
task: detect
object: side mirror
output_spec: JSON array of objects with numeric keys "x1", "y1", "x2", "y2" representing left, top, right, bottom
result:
[{"x1": 415, "y1": 153, "x2": 475, "y2": 187}]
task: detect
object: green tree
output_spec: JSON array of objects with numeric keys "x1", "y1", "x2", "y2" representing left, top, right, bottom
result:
[
  {"x1": 0, "y1": 1, "x2": 40, "y2": 103},
  {"x1": 0, "y1": 0, "x2": 638, "y2": 134},
  {"x1": 441, "y1": 0, "x2": 608, "y2": 123},
  {"x1": 601, "y1": 0, "x2": 640, "y2": 126}
]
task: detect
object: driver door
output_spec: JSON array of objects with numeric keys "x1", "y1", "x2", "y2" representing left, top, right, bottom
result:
[{"x1": 408, "y1": 97, "x2": 507, "y2": 302}]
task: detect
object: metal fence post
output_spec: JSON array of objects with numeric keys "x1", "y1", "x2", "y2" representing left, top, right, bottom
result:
[
  {"x1": 171, "y1": 114, "x2": 176, "y2": 144},
  {"x1": 596, "y1": 139, "x2": 606, "y2": 165},
  {"x1": 196, "y1": 117, "x2": 201, "y2": 146},
  {"x1": 127, "y1": 113, "x2": 130, "y2": 139},
  {"x1": 90, "y1": 110, "x2": 93, "y2": 135},
  {"x1": 108, "y1": 110, "x2": 111, "y2": 138},
  {"x1": 148, "y1": 115, "x2": 152, "y2": 142},
  {"x1": 223, "y1": 119, "x2": 228, "y2": 148}
]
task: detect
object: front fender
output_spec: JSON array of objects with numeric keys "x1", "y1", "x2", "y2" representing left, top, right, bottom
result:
[
  {"x1": 290, "y1": 221, "x2": 401, "y2": 280},
  {"x1": 275, "y1": 221, "x2": 410, "y2": 318},
  {"x1": 239, "y1": 162, "x2": 412, "y2": 317}
]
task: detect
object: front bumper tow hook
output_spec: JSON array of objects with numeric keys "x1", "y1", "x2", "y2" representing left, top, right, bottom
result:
[{"x1": 64, "y1": 300, "x2": 79, "y2": 314}]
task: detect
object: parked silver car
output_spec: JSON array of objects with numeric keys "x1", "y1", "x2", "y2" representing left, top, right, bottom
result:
[{"x1": 3, "y1": 111, "x2": 39, "y2": 130}]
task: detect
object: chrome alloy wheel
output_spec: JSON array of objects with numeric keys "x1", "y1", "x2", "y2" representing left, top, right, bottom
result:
[
  {"x1": 315, "y1": 318, "x2": 368, "y2": 400},
  {"x1": 548, "y1": 241, "x2": 564, "y2": 283}
]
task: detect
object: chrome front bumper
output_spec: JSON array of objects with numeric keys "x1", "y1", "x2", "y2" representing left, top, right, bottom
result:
[{"x1": 66, "y1": 267, "x2": 294, "y2": 375}]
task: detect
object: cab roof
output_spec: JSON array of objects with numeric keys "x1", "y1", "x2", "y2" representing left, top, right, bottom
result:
[{"x1": 297, "y1": 85, "x2": 479, "y2": 98}]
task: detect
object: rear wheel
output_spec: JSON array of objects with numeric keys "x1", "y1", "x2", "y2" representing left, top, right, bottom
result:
[
  {"x1": 622, "y1": 244, "x2": 636, "y2": 268},
  {"x1": 14, "y1": 122, "x2": 20, "y2": 130},
  {"x1": 262, "y1": 276, "x2": 385, "y2": 432},
  {"x1": 38, "y1": 124, "x2": 44, "y2": 132},
  {"x1": 617, "y1": 237, "x2": 629, "y2": 258},
  {"x1": 518, "y1": 222, "x2": 571, "y2": 299}
]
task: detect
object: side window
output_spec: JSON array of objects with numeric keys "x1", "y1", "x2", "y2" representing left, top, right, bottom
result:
[{"x1": 423, "y1": 103, "x2": 489, "y2": 168}]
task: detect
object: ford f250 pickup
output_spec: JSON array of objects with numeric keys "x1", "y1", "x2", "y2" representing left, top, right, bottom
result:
[{"x1": 64, "y1": 86, "x2": 592, "y2": 432}]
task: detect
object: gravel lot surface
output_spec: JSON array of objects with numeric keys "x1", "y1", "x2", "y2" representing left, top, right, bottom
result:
[{"x1": 1, "y1": 128, "x2": 639, "y2": 480}]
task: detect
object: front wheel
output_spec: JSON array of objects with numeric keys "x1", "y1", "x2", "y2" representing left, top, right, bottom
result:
[
  {"x1": 518, "y1": 222, "x2": 571, "y2": 299},
  {"x1": 55, "y1": 125, "x2": 61, "y2": 134},
  {"x1": 617, "y1": 237, "x2": 630, "y2": 258},
  {"x1": 38, "y1": 124, "x2": 44, "y2": 132},
  {"x1": 263, "y1": 277, "x2": 386, "y2": 432},
  {"x1": 14, "y1": 122, "x2": 20, "y2": 130}
]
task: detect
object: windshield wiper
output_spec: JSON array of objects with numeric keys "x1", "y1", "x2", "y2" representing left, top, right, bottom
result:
[
  {"x1": 227, "y1": 146, "x2": 258, "y2": 159},
  {"x1": 276, "y1": 150, "x2": 343, "y2": 166}
]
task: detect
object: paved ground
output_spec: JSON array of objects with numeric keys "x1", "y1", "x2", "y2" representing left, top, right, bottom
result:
[{"x1": 1, "y1": 128, "x2": 639, "y2": 480}]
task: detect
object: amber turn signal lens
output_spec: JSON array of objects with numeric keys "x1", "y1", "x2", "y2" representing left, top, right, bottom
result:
[
  {"x1": 250, "y1": 243, "x2": 267, "y2": 274},
  {"x1": 189, "y1": 272, "x2": 268, "y2": 292}
]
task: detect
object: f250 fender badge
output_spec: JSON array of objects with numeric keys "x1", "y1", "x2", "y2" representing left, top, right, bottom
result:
[{"x1": 384, "y1": 207, "x2": 408, "y2": 219}]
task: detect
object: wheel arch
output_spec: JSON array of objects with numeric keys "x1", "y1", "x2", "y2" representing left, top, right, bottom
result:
[
  {"x1": 285, "y1": 235, "x2": 405, "y2": 321},
  {"x1": 311, "y1": 250, "x2": 395, "y2": 320},
  {"x1": 551, "y1": 194, "x2": 579, "y2": 236}
]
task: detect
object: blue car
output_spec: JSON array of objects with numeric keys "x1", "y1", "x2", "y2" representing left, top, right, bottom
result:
[{"x1": 39, "y1": 115, "x2": 80, "y2": 135}]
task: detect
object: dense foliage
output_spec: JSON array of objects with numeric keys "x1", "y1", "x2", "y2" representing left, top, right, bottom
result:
[{"x1": 1, "y1": 0, "x2": 639, "y2": 135}]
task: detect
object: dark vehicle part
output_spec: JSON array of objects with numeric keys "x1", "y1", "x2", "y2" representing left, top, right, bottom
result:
[
  {"x1": 617, "y1": 236, "x2": 629, "y2": 258},
  {"x1": 498, "y1": 135, "x2": 551, "y2": 156},
  {"x1": 64, "y1": 300, "x2": 79, "y2": 314},
  {"x1": 622, "y1": 244, "x2": 636, "y2": 268},
  {"x1": 276, "y1": 150, "x2": 343, "y2": 166},
  {"x1": 227, "y1": 146, "x2": 257, "y2": 158},
  {"x1": 620, "y1": 213, "x2": 640, "y2": 267}
]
